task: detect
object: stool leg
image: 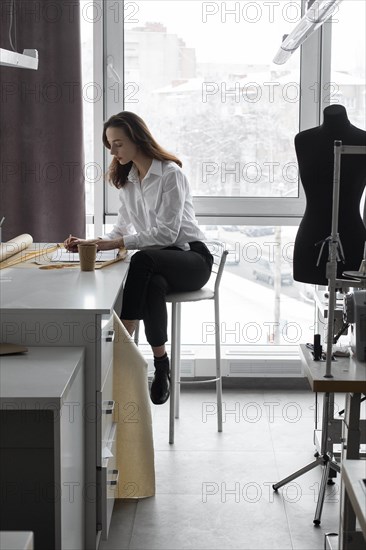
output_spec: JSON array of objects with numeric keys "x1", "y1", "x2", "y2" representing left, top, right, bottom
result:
[
  {"x1": 169, "y1": 303, "x2": 178, "y2": 444},
  {"x1": 214, "y1": 295, "x2": 223, "y2": 432},
  {"x1": 175, "y1": 302, "x2": 181, "y2": 419}
]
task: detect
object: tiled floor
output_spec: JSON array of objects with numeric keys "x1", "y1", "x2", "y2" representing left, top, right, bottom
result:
[{"x1": 100, "y1": 386, "x2": 345, "y2": 550}]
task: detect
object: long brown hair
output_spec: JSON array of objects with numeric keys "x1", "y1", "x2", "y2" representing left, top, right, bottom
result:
[{"x1": 102, "y1": 111, "x2": 182, "y2": 188}]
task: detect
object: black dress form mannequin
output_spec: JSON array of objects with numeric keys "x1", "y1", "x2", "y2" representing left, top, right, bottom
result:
[{"x1": 293, "y1": 105, "x2": 366, "y2": 285}]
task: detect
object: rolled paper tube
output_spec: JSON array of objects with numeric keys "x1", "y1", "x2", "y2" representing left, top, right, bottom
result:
[{"x1": 0, "y1": 234, "x2": 33, "y2": 263}]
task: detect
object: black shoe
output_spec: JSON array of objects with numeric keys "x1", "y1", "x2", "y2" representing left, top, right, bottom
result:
[{"x1": 150, "y1": 359, "x2": 170, "y2": 405}]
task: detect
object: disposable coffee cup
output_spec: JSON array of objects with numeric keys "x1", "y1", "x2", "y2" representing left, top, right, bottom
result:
[{"x1": 78, "y1": 243, "x2": 97, "y2": 271}]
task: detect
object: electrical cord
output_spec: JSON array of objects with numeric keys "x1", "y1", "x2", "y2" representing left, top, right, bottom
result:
[
  {"x1": 8, "y1": 0, "x2": 18, "y2": 52},
  {"x1": 333, "y1": 321, "x2": 350, "y2": 344}
]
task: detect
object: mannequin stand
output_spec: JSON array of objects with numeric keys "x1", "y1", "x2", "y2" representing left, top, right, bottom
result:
[
  {"x1": 273, "y1": 142, "x2": 366, "y2": 524},
  {"x1": 273, "y1": 391, "x2": 340, "y2": 525}
]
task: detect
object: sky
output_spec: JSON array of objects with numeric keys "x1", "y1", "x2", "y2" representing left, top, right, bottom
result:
[
  {"x1": 125, "y1": 0, "x2": 302, "y2": 65},
  {"x1": 123, "y1": 0, "x2": 365, "y2": 72}
]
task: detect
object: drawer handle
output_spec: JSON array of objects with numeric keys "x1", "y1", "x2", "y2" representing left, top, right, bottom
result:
[
  {"x1": 107, "y1": 469, "x2": 119, "y2": 486},
  {"x1": 103, "y1": 400, "x2": 115, "y2": 414},
  {"x1": 106, "y1": 329, "x2": 115, "y2": 342}
]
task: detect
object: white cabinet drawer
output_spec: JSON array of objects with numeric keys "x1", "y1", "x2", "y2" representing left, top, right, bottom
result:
[
  {"x1": 0, "y1": 532, "x2": 34, "y2": 550},
  {"x1": 101, "y1": 314, "x2": 114, "y2": 386},
  {"x1": 97, "y1": 359, "x2": 114, "y2": 466},
  {"x1": 99, "y1": 422, "x2": 118, "y2": 541}
]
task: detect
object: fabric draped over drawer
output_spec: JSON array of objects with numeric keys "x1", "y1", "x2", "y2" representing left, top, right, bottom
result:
[{"x1": 112, "y1": 312, "x2": 155, "y2": 498}]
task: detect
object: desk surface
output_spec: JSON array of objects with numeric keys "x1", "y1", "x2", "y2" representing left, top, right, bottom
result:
[
  {"x1": 341, "y1": 460, "x2": 366, "y2": 537},
  {"x1": 0, "y1": 347, "x2": 84, "y2": 404},
  {"x1": 300, "y1": 344, "x2": 366, "y2": 393},
  {"x1": 0, "y1": 260, "x2": 129, "y2": 314},
  {"x1": 0, "y1": 532, "x2": 34, "y2": 550}
]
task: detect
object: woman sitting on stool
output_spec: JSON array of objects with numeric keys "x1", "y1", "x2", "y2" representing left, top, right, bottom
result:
[{"x1": 64, "y1": 111, "x2": 213, "y2": 405}]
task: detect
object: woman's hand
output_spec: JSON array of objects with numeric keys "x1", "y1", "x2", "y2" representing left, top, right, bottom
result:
[
  {"x1": 63, "y1": 235, "x2": 90, "y2": 252},
  {"x1": 63, "y1": 235, "x2": 124, "y2": 252}
]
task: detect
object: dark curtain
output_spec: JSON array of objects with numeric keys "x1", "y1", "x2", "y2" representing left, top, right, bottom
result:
[{"x1": 0, "y1": 0, "x2": 85, "y2": 242}]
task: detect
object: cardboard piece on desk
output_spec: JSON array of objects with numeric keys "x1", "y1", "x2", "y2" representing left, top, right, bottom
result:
[{"x1": 0, "y1": 343, "x2": 28, "y2": 355}]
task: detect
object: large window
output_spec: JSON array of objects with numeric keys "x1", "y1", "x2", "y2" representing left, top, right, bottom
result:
[
  {"x1": 89, "y1": 1, "x2": 364, "y2": 361},
  {"x1": 105, "y1": 0, "x2": 308, "y2": 219},
  {"x1": 329, "y1": 0, "x2": 365, "y2": 129},
  {"x1": 122, "y1": 1, "x2": 300, "y2": 199},
  {"x1": 328, "y1": 0, "x2": 366, "y2": 224},
  {"x1": 183, "y1": 225, "x2": 314, "y2": 347},
  {"x1": 105, "y1": 222, "x2": 316, "y2": 350}
]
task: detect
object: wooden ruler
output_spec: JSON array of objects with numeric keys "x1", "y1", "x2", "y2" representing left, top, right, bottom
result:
[{"x1": 38, "y1": 256, "x2": 126, "y2": 270}]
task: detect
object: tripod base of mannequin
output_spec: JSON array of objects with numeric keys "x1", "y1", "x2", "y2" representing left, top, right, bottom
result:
[
  {"x1": 272, "y1": 391, "x2": 341, "y2": 525},
  {"x1": 272, "y1": 452, "x2": 340, "y2": 525}
]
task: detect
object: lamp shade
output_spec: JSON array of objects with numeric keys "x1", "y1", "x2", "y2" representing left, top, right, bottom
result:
[
  {"x1": 0, "y1": 48, "x2": 38, "y2": 70},
  {"x1": 273, "y1": 0, "x2": 343, "y2": 65}
]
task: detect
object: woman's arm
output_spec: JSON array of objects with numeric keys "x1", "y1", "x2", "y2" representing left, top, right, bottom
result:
[{"x1": 64, "y1": 235, "x2": 124, "y2": 252}]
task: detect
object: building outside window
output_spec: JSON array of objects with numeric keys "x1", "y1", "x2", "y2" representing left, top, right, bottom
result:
[{"x1": 120, "y1": 1, "x2": 301, "y2": 200}]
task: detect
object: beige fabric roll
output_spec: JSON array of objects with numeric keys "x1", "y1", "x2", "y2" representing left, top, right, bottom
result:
[
  {"x1": 112, "y1": 311, "x2": 155, "y2": 498},
  {"x1": 0, "y1": 234, "x2": 33, "y2": 262}
]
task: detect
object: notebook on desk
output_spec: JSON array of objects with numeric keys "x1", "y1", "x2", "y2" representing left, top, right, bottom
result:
[
  {"x1": 0, "y1": 343, "x2": 28, "y2": 355},
  {"x1": 51, "y1": 249, "x2": 119, "y2": 263}
]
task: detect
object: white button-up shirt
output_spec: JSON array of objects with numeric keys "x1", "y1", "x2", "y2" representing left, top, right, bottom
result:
[{"x1": 104, "y1": 159, "x2": 206, "y2": 250}]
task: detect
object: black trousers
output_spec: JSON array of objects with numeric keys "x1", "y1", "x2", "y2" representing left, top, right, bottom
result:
[{"x1": 121, "y1": 241, "x2": 213, "y2": 347}]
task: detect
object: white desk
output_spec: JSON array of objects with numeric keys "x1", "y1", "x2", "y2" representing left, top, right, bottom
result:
[
  {"x1": 340, "y1": 460, "x2": 366, "y2": 545},
  {"x1": 300, "y1": 345, "x2": 366, "y2": 547},
  {"x1": 0, "y1": 347, "x2": 84, "y2": 549},
  {"x1": 0, "y1": 532, "x2": 34, "y2": 550},
  {"x1": 0, "y1": 260, "x2": 129, "y2": 549},
  {"x1": 299, "y1": 345, "x2": 366, "y2": 394}
]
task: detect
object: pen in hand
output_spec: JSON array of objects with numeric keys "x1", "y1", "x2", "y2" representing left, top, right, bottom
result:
[{"x1": 64, "y1": 234, "x2": 78, "y2": 252}]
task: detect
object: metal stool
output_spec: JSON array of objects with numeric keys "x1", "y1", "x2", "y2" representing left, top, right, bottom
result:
[{"x1": 134, "y1": 242, "x2": 228, "y2": 444}]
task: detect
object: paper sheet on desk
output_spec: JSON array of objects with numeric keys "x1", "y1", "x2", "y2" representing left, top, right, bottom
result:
[
  {"x1": 52, "y1": 249, "x2": 119, "y2": 262},
  {"x1": 112, "y1": 311, "x2": 155, "y2": 498}
]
